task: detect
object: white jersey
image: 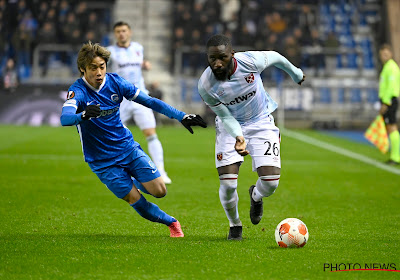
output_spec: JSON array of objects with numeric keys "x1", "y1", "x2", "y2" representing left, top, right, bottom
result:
[
  {"x1": 107, "y1": 42, "x2": 148, "y2": 93},
  {"x1": 198, "y1": 51, "x2": 280, "y2": 125}
]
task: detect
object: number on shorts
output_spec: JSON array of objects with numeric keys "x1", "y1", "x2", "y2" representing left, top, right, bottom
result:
[{"x1": 264, "y1": 141, "x2": 279, "y2": 156}]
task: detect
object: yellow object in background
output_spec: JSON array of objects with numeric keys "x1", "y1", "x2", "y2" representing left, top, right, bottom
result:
[{"x1": 364, "y1": 115, "x2": 389, "y2": 154}]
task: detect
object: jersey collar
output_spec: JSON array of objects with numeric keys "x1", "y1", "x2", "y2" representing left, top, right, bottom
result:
[
  {"x1": 228, "y1": 57, "x2": 238, "y2": 80},
  {"x1": 82, "y1": 75, "x2": 107, "y2": 93}
]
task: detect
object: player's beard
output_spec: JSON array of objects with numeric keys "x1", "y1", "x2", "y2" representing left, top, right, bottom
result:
[{"x1": 211, "y1": 58, "x2": 233, "y2": 81}]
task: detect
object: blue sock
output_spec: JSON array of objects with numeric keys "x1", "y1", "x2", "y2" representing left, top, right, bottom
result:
[
  {"x1": 132, "y1": 177, "x2": 150, "y2": 195},
  {"x1": 130, "y1": 195, "x2": 176, "y2": 225}
]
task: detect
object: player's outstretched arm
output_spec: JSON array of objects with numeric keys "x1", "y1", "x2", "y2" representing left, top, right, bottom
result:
[
  {"x1": 133, "y1": 91, "x2": 207, "y2": 133},
  {"x1": 60, "y1": 104, "x2": 101, "y2": 126},
  {"x1": 263, "y1": 51, "x2": 304, "y2": 84}
]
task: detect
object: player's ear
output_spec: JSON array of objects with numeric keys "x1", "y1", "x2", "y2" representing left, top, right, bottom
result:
[
  {"x1": 79, "y1": 67, "x2": 85, "y2": 74},
  {"x1": 231, "y1": 50, "x2": 235, "y2": 56}
]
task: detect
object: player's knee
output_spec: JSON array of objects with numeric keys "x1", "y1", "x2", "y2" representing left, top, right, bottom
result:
[
  {"x1": 219, "y1": 174, "x2": 238, "y2": 207},
  {"x1": 257, "y1": 175, "x2": 280, "y2": 197},
  {"x1": 143, "y1": 129, "x2": 156, "y2": 138},
  {"x1": 152, "y1": 183, "x2": 167, "y2": 198}
]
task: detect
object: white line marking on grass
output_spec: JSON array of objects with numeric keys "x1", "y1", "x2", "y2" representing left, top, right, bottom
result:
[{"x1": 283, "y1": 129, "x2": 400, "y2": 175}]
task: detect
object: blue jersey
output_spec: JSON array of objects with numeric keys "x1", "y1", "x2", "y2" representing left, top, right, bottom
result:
[{"x1": 61, "y1": 73, "x2": 185, "y2": 163}]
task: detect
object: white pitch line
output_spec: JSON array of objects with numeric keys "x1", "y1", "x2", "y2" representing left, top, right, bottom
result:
[{"x1": 283, "y1": 129, "x2": 400, "y2": 175}]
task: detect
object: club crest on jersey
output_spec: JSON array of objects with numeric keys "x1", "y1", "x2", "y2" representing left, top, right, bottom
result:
[
  {"x1": 111, "y1": 94, "x2": 119, "y2": 102},
  {"x1": 244, "y1": 73, "x2": 255, "y2": 83},
  {"x1": 217, "y1": 153, "x2": 223, "y2": 161},
  {"x1": 66, "y1": 91, "x2": 75, "y2": 100}
]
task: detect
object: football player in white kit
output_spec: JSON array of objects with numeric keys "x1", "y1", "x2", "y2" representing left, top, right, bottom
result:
[
  {"x1": 107, "y1": 21, "x2": 172, "y2": 184},
  {"x1": 198, "y1": 34, "x2": 305, "y2": 240}
]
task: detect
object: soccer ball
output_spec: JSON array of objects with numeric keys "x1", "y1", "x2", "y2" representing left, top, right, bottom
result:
[{"x1": 275, "y1": 218, "x2": 309, "y2": 248}]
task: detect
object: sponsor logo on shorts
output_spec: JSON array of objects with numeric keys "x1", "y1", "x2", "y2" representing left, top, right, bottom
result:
[
  {"x1": 244, "y1": 73, "x2": 255, "y2": 83},
  {"x1": 217, "y1": 153, "x2": 223, "y2": 161},
  {"x1": 67, "y1": 91, "x2": 75, "y2": 100}
]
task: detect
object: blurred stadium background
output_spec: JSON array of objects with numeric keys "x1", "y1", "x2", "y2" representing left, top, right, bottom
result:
[{"x1": 0, "y1": 0, "x2": 397, "y2": 130}]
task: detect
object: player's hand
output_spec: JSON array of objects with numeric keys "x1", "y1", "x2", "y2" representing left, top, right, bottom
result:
[
  {"x1": 379, "y1": 104, "x2": 389, "y2": 115},
  {"x1": 181, "y1": 114, "x2": 207, "y2": 134},
  {"x1": 298, "y1": 74, "x2": 306, "y2": 85},
  {"x1": 235, "y1": 136, "x2": 249, "y2": 156},
  {"x1": 82, "y1": 104, "x2": 101, "y2": 120}
]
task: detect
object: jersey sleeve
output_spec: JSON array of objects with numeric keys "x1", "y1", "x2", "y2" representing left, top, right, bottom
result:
[
  {"x1": 60, "y1": 88, "x2": 85, "y2": 126},
  {"x1": 198, "y1": 83, "x2": 243, "y2": 137},
  {"x1": 114, "y1": 74, "x2": 141, "y2": 100},
  {"x1": 132, "y1": 90, "x2": 186, "y2": 121},
  {"x1": 247, "y1": 51, "x2": 304, "y2": 83}
]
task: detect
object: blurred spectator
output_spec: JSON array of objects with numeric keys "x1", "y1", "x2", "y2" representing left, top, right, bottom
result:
[
  {"x1": 305, "y1": 29, "x2": 325, "y2": 76},
  {"x1": 219, "y1": 0, "x2": 240, "y2": 27},
  {"x1": 268, "y1": 12, "x2": 287, "y2": 35},
  {"x1": 236, "y1": 25, "x2": 255, "y2": 46},
  {"x1": 37, "y1": 2, "x2": 49, "y2": 27},
  {"x1": 2, "y1": 58, "x2": 19, "y2": 93},
  {"x1": 283, "y1": 35, "x2": 302, "y2": 67},
  {"x1": 58, "y1": 0, "x2": 71, "y2": 25},
  {"x1": 298, "y1": 5, "x2": 315, "y2": 39},
  {"x1": 324, "y1": 31, "x2": 340, "y2": 76},
  {"x1": 13, "y1": 11, "x2": 37, "y2": 78},
  {"x1": 187, "y1": 29, "x2": 204, "y2": 75},
  {"x1": 37, "y1": 21, "x2": 57, "y2": 76},
  {"x1": 148, "y1": 81, "x2": 164, "y2": 122},
  {"x1": 86, "y1": 12, "x2": 107, "y2": 43},
  {"x1": 61, "y1": 12, "x2": 80, "y2": 43},
  {"x1": 148, "y1": 81, "x2": 163, "y2": 100},
  {"x1": 16, "y1": 0, "x2": 28, "y2": 23},
  {"x1": 171, "y1": 26, "x2": 186, "y2": 73},
  {"x1": 75, "y1": 2, "x2": 89, "y2": 31},
  {"x1": 281, "y1": 1, "x2": 299, "y2": 27}
]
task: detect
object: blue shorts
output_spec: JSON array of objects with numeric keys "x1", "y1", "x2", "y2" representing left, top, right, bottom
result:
[{"x1": 88, "y1": 147, "x2": 161, "y2": 199}]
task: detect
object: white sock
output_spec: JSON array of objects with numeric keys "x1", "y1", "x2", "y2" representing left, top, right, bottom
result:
[
  {"x1": 219, "y1": 174, "x2": 242, "y2": 227},
  {"x1": 146, "y1": 134, "x2": 165, "y2": 173},
  {"x1": 252, "y1": 175, "x2": 280, "y2": 202}
]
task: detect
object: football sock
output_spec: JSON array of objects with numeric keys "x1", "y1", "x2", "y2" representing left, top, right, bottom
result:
[
  {"x1": 146, "y1": 134, "x2": 165, "y2": 172},
  {"x1": 219, "y1": 174, "x2": 241, "y2": 227},
  {"x1": 389, "y1": 130, "x2": 400, "y2": 162},
  {"x1": 132, "y1": 178, "x2": 150, "y2": 195},
  {"x1": 252, "y1": 175, "x2": 280, "y2": 202},
  {"x1": 130, "y1": 195, "x2": 176, "y2": 225}
]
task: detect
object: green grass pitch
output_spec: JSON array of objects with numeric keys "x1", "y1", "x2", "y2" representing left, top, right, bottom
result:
[{"x1": 0, "y1": 124, "x2": 399, "y2": 279}]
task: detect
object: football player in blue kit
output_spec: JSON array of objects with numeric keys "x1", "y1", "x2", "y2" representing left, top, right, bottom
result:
[
  {"x1": 60, "y1": 41, "x2": 207, "y2": 237},
  {"x1": 198, "y1": 34, "x2": 305, "y2": 240}
]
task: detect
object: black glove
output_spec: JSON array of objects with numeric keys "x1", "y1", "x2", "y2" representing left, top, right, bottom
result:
[
  {"x1": 81, "y1": 104, "x2": 101, "y2": 120},
  {"x1": 181, "y1": 114, "x2": 207, "y2": 134}
]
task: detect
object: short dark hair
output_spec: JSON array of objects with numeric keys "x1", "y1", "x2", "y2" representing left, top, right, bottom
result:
[
  {"x1": 77, "y1": 41, "x2": 111, "y2": 76},
  {"x1": 380, "y1": 43, "x2": 392, "y2": 52},
  {"x1": 113, "y1": 21, "x2": 131, "y2": 30},
  {"x1": 206, "y1": 34, "x2": 232, "y2": 49}
]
